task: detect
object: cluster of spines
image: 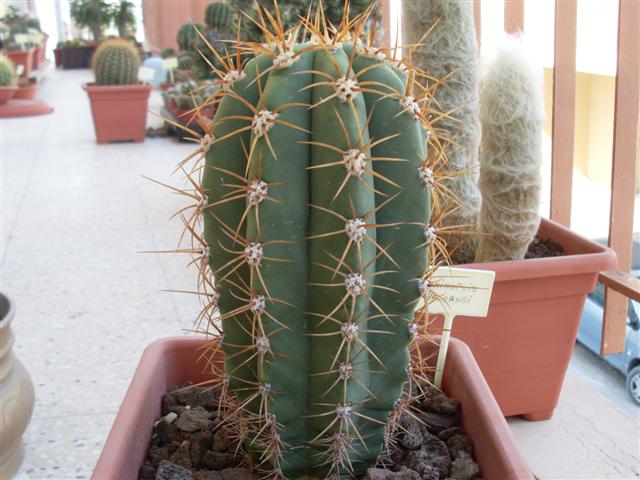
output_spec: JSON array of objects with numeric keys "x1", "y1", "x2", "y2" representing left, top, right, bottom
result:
[
  {"x1": 92, "y1": 39, "x2": 140, "y2": 86},
  {"x1": 156, "y1": 3, "x2": 467, "y2": 479}
]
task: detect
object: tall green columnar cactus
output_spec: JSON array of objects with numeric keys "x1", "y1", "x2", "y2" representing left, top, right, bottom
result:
[
  {"x1": 159, "y1": 2, "x2": 450, "y2": 479},
  {"x1": 92, "y1": 39, "x2": 139, "y2": 85},
  {"x1": 402, "y1": 0, "x2": 481, "y2": 264},
  {"x1": 205, "y1": 2, "x2": 233, "y2": 31},
  {"x1": 174, "y1": 5, "x2": 440, "y2": 479},
  {"x1": 0, "y1": 55, "x2": 17, "y2": 86},
  {"x1": 475, "y1": 40, "x2": 544, "y2": 262},
  {"x1": 177, "y1": 22, "x2": 205, "y2": 51}
]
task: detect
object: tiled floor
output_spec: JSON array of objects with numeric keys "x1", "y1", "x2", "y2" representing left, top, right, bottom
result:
[
  {"x1": 2, "y1": 68, "x2": 639, "y2": 480},
  {"x1": 2, "y1": 68, "x2": 201, "y2": 479}
]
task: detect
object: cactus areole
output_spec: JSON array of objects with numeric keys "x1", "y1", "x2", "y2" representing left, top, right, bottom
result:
[{"x1": 181, "y1": 5, "x2": 441, "y2": 479}]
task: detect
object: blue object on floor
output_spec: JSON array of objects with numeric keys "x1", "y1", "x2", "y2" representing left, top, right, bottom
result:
[{"x1": 141, "y1": 56, "x2": 166, "y2": 88}]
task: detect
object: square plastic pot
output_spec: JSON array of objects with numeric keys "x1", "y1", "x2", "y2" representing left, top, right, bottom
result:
[
  {"x1": 5, "y1": 49, "x2": 34, "y2": 78},
  {"x1": 92, "y1": 337, "x2": 532, "y2": 480},
  {"x1": 83, "y1": 83, "x2": 153, "y2": 144},
  {"x1": 62, "y1": 47, "x2": 88, "y2": 69},
  {"x1": 430, "y1": 218, "x2": 617, "y2": 420}
]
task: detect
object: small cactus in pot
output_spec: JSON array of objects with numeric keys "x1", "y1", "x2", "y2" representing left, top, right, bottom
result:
[
  {"x1": 162, "y1": 3, "x2": 459, "y2": 479},
  {"x1": 92, "y1": 38, "x2": 140, "y2": 85},
  {"x1": 83, "y1": 39, "x2": 151, "y2": 143},
  {"x1": 0, "y1": 54, "x2": 18, "y2": 105}
]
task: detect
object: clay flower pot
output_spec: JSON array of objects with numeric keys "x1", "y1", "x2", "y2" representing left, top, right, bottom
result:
[
  {"x1": 5, "y1": 49, "x2": 34, "y2": 79},
  {"x1": 32, "y1": 45, "x2": 42, "y2": 70},
  {"x1": 13, "y1": 83, "x2": 38, "y2": 100},
  {"x1": 83, "y1": 83, "x2": 153, "y2": 144},
  {"x1": 40, "y1": 35, "x2": 48, "y2": 64},
  {"x1": 53, "y1": 48, "x2": 62, "y2": 68},
  {"x1": 0, "y1": 293, "x2": 35, "y2": 479},
  {"x1": 93, "y1": 337, "x2": 532, "y2": 480},
  {"x1": 0, "y1": 86, "x2": 17, "y2": 105},
  {"x1": 430, "y1": 218, "x2": 617, "y2": 421}
]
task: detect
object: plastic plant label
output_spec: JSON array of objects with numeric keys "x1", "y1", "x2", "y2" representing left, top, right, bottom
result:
[
  {"x1": 415, "y1": 267, "x2": 495, "y2": 388},
  {"x1": 162, "y1": 58, "x2": 178, "y2": 70},
  {"x1": 15, "y1": 64, "x2": 24, "y2": 76},
  {"x1": 428, "y1": 267, "x2": 495, "y2": 317},
  {"x1": 14, "y1": 34, "x2": 29, "y2": 45},
  {"x1": 138, "y1": 67, "x2": 155, "y2": 82}
]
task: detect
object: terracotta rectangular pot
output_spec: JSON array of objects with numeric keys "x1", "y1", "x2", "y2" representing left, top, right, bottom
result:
[
  {"x1": 430, "y1": 218, "x2": 617, "y2": 420},
  {"x1": 6, "y1": 49, "x2": 34, "y2": 78},
  {"x1": 93, "y1": 337, "x2": 532, "y2": 480},
  {"x1": 13, "y1": 84, "x2": 38, "y2": 100},
  {"x1": 83, "y1": 83, "x2": 153, "y2": 144}
]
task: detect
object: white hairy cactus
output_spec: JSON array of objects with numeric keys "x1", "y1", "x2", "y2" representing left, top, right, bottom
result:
[
  {"x1": 402, "y1": 0, "x2": 482, "y2": 264},
  {"x1": 475, "y1": 38, "x2": 545, "y2": 262}
]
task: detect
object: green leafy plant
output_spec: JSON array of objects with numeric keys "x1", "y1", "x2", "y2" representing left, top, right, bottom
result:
[
  {"x1": 70, "y1": 0, "x2": 112, "y2": 42},
  {"x1": 92, "y1": 38, "x2": 139, "y2": 85},
  {"x1": 0, "y1": 55, "x2": 17, "y2": 87},
  {"x1": 111, "y1": 0, "x2": 136, "y2": 39},
  {"x1": 167, "y1": 4, "x2": 451, "y2": 479},
  {"x1": 1, "y1": 7, "x2": 42, "y2": 51}
]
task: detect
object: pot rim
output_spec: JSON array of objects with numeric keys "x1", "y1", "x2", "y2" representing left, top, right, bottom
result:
[
  {"x1": 93, "y1": 336, "x2": 533, "y2": 480},
  {"x1": 82, "y1": 82, "x2": 153, "y2": 93},
  {"x1": 460, "y1": 217, "x2": 617, "y2": 282}
]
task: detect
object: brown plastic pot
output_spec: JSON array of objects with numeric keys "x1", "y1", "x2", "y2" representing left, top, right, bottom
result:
[
  {"x1": 13, "y1": 84, "x2": 38, "y2": 100},
  {"x1": 93, "y1": 337, "x2": 532, "y2": 480},
  {"x1": 429, "y1": 218, "x2": 617, "y2": 421},
  {"x1": 83, "y1": 83, "x2": 153, "y2": 144},
  {"x1": 5, "y1": 49, "x2": 34, "y2": 79},
  {"x1": 0, "y1": 86, "x2": 17, "y2": 105}
]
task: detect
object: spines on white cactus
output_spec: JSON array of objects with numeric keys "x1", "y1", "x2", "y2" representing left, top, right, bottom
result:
[
  {"x1": 475, "y1": 39, "x2": 545, "y2": 262},
  {"x1": 402, "y1": 0, "x2": 482, "y2": 264}
]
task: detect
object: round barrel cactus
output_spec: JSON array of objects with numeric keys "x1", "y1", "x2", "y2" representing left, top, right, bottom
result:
[
  {"x1": 0, "y1": 55, "x2": 17, "y2": 86},
  {"x1": 205, "y1": 2, "x2": 233, "y2": 31},
  {"x1": 92, "y1": 39, "x2": 139, "y2": 85},
  {"x1": 173, "y1": 5, "x2": 446, "y2": 479},
  {"x1": 177, "y1": 22, "x2": 205, "y2": 51}
]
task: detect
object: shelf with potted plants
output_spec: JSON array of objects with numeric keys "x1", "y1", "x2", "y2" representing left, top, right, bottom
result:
[
  {"x1": 92, "y1": 2, "x2": 535, "y2": 480},
  {"x1": 403, "y1": 1, "x2": 616, "y2": 422}
]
